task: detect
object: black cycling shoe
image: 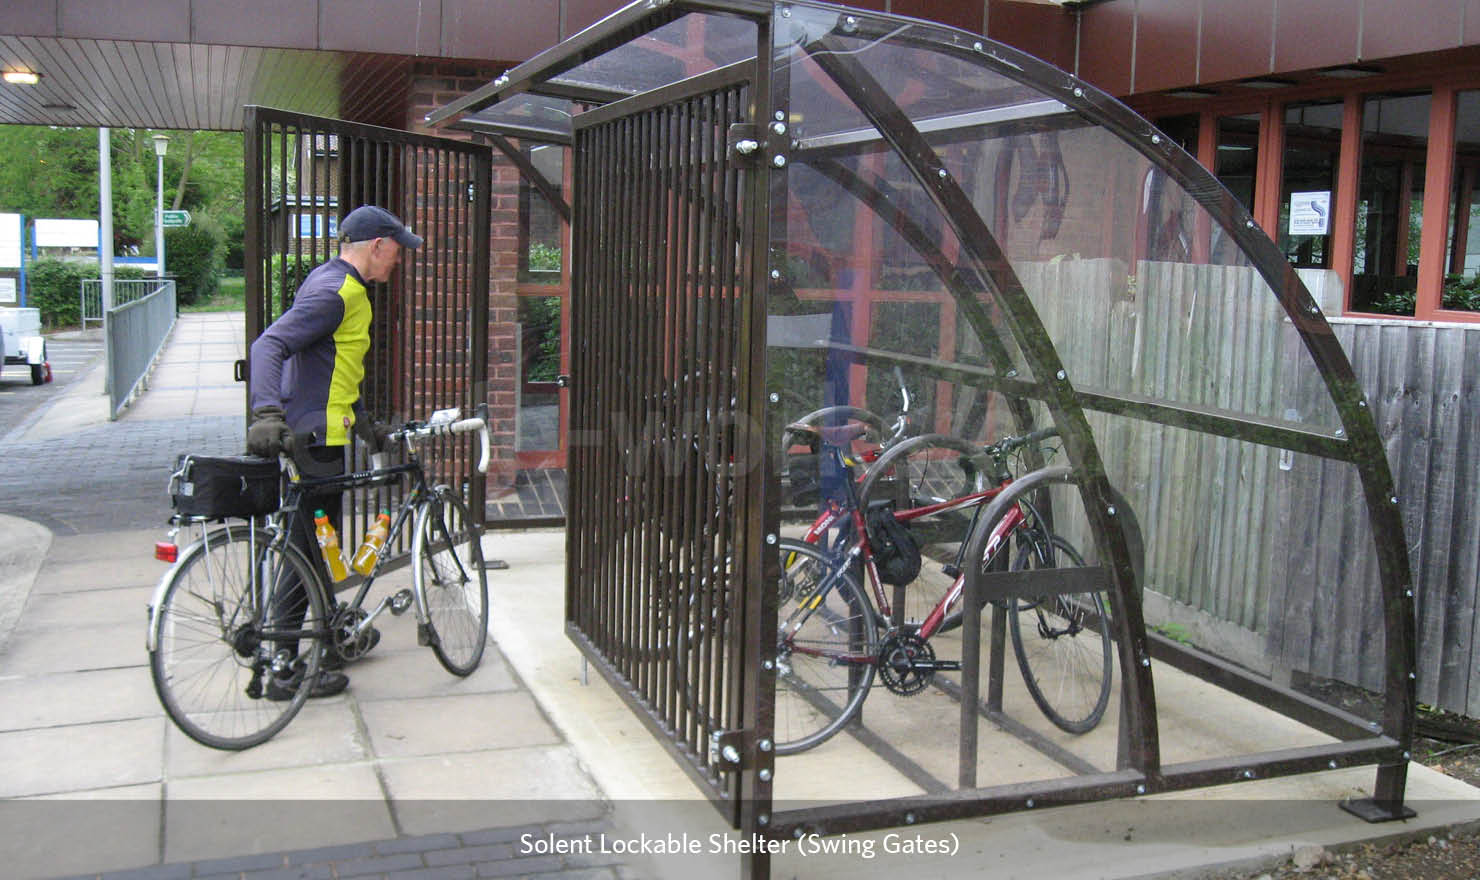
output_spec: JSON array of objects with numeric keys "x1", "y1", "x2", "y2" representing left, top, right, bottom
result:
[{"x1": 264, "y1": 668, "x2": 350, "y2": 701}]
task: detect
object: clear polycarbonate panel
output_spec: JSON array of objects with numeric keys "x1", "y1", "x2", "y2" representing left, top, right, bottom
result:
[
  {"x1": 1047, "y1": 414, "x2": 1387, "y2": 730},
  {"x1": 770, "y1": 145, "x2": 1036, "y2": 441},
  {"x1": 776, "y1": 8, "x2": 1344, "y2": 432},
  {"x1": 554, "y1": 12, "x2": 758, "y2": 95},
  {"x1": 462, "y1": 93, "x2": 577, "y2": 141}
]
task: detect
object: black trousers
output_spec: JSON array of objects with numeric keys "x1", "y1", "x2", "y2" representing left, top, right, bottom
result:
[{"x1": 275, "y1": 444, "x2": 347, "y2": 663}]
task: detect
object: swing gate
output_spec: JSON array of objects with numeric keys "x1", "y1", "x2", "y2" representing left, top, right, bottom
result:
[
  {"x1": 565, "y1": 63, "x2": 775, "y2": 826},
  {"x1": 243, "y1": 106, "x2": 493, "y2": 558}
]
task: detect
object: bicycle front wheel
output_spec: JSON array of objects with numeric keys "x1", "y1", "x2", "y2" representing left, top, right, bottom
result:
[
  {"x1": 414, "y1": 485, "x2": 489, "y2": 676},
  {"x1": 1009, "y1": 535, "x2": 1114, "y2": 734},
  {"x1": 774, "y1": 538, "x2": 878, "y2": 755},
  {"x1": 150, "y1": 523, "x2": 327, "y2": 750}
]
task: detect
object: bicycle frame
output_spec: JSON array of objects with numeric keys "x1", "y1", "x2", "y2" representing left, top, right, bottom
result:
[
  {"x1": 275, "y1": 457, "x2": 429, "y2": 637},
  {"x1": 785, "y1": 443, "x2": 1033, "y2": 658}
]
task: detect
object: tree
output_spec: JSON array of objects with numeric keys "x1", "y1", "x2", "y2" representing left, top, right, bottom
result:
[{"x1": 0, "y1": 125, "x2": 243, "y2": 261}]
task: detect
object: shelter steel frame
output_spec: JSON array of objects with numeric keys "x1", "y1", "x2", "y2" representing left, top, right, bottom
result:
[
  {"x1": 244, "y1": 106, "x2": 493, "y2": 563},
  {"x1": 427, "y1": 3, "x2": 1417, "y2": 878}
]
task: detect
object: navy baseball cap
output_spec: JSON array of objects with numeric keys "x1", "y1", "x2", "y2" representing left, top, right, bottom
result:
[{"x1": 340, "y1": 205, "x2": 423, "y2": 249}]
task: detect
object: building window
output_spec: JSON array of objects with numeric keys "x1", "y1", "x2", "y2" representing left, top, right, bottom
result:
[
  {"x1": 518, "y1": 145, "x2": 564, "y2": 285},
  {"x1": 1215, "y1": 113, "x2": 1259, "y2": 214},
  {"x1": 1278, "y1": 99, "x2": 1343, "y2": 270},
  {"x1": 1441, "y1": 89, "x2": 1480, "y2": 314},
  {"x1": 1352, "y1": 91, "x2": 1431, "y2": 316}
]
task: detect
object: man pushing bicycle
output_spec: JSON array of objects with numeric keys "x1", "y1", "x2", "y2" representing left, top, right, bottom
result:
[{"x1": 245, "y1": 204, "x2": 423, "y2": 700}]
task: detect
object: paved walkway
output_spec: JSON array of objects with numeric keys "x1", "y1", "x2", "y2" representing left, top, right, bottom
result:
[
  {"x1": 4, "y1": 312, "x2": 1480, "y2": 880},
  {"x1": 0, "y1": 314, "x2": 628, "y2": 880}
]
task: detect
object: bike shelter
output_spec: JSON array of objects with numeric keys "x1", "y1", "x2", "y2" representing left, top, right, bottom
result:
[{"x1": 426, "y1": 2, "x2": 1417, "y2": 877}]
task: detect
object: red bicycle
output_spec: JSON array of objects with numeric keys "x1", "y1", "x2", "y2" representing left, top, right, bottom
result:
[{"x1": 774, "y1": 425, "x2": 1114, "y2": 754}]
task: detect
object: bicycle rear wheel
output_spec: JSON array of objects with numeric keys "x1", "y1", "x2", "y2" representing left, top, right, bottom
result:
[
  {"x1": 1009, "y1": 535, "x2": 1114, "y2": 734},
  {"x1": 150, "y1": 524, "x2": 327, "y2": 750},
  {"x1": 774, "y1": 538, "x2": 879, "y2": 755},
  {"x1": 414, "y1": 485, "x2": 489, "y2": 676}
]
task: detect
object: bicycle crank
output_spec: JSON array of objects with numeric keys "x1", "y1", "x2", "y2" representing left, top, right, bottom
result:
[{"x1": 877, "y1": 632, "x2": 960, "y2": 696}]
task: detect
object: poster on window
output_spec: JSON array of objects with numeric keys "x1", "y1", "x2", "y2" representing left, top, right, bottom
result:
[{"x1": 1289, "y1": 191, "x2": 1331, "y2": 236}]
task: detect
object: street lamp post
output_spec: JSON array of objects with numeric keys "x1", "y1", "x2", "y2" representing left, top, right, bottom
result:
[{"x1": 151, "y1": 134, "x2": 169, "y2": 278}]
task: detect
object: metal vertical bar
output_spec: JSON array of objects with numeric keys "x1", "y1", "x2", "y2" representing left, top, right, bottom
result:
[
  {"x1": 739, "y1": 13, "x2": 778, "y2": 871},
  {"x1": 243, "y1": 108, "x2": 265, "y2": 423},
  {"x1": 715, "y1": 83, "x2": 742, "y2": 766},
  {"x1": 678, "y1": 90, "x2": 703, "y2": 752},
  {"x1": 471, "y1": 146, "x2": 492, "y2": 519}
]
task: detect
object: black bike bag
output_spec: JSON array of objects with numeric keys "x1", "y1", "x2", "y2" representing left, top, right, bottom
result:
[
  {"x1": 866, "y1": 499, "x2": 923, "y2": 587},
  {"x1": 169, "y1": 454, "x2": 280, "y2": 519}
]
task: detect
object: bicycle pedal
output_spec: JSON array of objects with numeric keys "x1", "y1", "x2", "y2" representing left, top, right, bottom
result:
[{"x1": 389, "y1": 589, "x2": 414, "y2": 616}]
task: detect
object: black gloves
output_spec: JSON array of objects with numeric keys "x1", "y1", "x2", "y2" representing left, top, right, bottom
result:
[
  {"x1": 354, "y1": 416, "x2": 395, "y2": 453},
  {"x1": 246, "y1": 406, "x2": 292, "y2": 458}
]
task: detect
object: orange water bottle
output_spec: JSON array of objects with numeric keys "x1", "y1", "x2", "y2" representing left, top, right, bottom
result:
[
  {"x1": 352, "y1": 510, "x2": 392, "y2": 576},
  {"x1": 313, "y1": 509, "x2": 350, "y2": 582}
]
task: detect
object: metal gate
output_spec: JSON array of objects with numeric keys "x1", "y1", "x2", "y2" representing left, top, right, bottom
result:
[
  {"x1": 244, "y1": 106, "x2": 493, "y2": 554},
  {"x1": 565, "y1": 63, "x2": 771, "y2": 825}
]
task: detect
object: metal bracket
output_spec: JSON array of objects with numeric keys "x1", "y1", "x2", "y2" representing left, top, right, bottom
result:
[
  {"x1": 1340, "y1": 797, "x2": 1417, "y2": 823},
  {"x1": 556, "y1": 374, "x2": 571, "y2": 388},
  {"x1": 727, "y1": 123, "x2": 762, "y2": 167},
  {"x1": 709, "y1": 729, "x2": 747, "y2": 771}
]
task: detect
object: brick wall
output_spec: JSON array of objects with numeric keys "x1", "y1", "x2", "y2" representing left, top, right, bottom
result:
[{"x1": 406, "y1": 60, "x2": 522, "y2": 493}]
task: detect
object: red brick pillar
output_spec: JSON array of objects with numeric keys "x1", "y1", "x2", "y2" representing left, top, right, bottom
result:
[{"x1": 407, "y1": 61, "x2": 521, "y2": 496}]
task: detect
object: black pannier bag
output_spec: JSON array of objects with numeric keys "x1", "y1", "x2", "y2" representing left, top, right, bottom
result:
[
  {"x1": 865, "y1": 499, "x2": 922, "y2": 587},
  {"x1": 169, "y1": 454, "x2": 280, "y2": 518}
]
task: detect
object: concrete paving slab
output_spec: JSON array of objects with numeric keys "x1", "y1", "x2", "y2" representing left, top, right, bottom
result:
[
  {"x1": 1, "y1": 615, "x2": 144, "y2": 677},
  {"x1": 0, "y1": 717, "x2": 165, "y2": 796},
  {"x1": 379, "y1": 744, "x2": 604, "y2": 833},
  {"x1": 18, "y1": 583, "x2": 153, "y2": 628},
  {"x1": 360, "y1": 689, "x2": 563, "y2": 758},
  {"x1": 0, "y1": 619, "x2": 145, "y2": 674},
  {"x1": 30, "y1": 554, "x2": 165, "y2": 594},
  {"x1": 7, "y1": 784, "x2": 163, "y2": 880},
  {"x1": 0, "y1": 666, "x2": 160, "y2": 729},
  {"x1": 46, "y1": 528, "x2": 164, "y2": 563},
  {"x1": 0, "y1": 514, "x2": 50, "y2": 651},
  {"x1": 163, "y1": 763, "x2": 395, "y2": 863},
  {"x1": 350, "y1": 642, "x2": 519, "y2": 701},
  {"x1": 165, "y1": 697, "x2": 368, "y2": 777}
]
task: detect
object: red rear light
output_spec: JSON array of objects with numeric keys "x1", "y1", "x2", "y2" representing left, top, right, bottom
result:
[{"x1": 155, "y1": 542, "x2": 179, "y2": 563}]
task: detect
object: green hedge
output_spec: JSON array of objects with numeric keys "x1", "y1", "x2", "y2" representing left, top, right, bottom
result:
[
  {"x1": 164, "y1": 214, "x2": 225, "y2": 306},
  {"x1": 25, "y1": 259, "x2": 150, "y2": 328}
]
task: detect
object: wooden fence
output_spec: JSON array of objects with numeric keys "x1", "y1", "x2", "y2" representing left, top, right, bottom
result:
[{"x1": 1005, "y1": 259, "x2": 1478, "y2": 716}]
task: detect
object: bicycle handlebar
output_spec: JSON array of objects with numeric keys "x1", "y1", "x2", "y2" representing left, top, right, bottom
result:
[
  {"x1": 392, "y1": 407, "x2": 491, "y2": 474},
  {"x1": 988, "y1": 426, "x2": 1059, "y2": 456}
]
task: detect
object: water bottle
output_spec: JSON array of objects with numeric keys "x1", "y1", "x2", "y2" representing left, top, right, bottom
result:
[
  {"x1": 314, "y1": 509, "x2": 350, "y2": 582},
  {"x1": 351, "y1": 510, "x2": 392, "y2": 576}
]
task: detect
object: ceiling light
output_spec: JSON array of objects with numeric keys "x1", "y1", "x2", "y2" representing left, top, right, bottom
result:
[
  {"x1": 1237, "y1": 77, "x2": 1297, "y2": 90},
  {"x1": 1166, "y1": 87, "x2": 1218, "y2": 99},
  {"x1": 41, "y1": 103, "x2": 75, "y2": 111},
  {"x1": 1316, "y1": 64, "x2": 1383, "y2": 79},
  {"x1": 3, "y1": 70, "x2": 41, "y2": 85}
]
